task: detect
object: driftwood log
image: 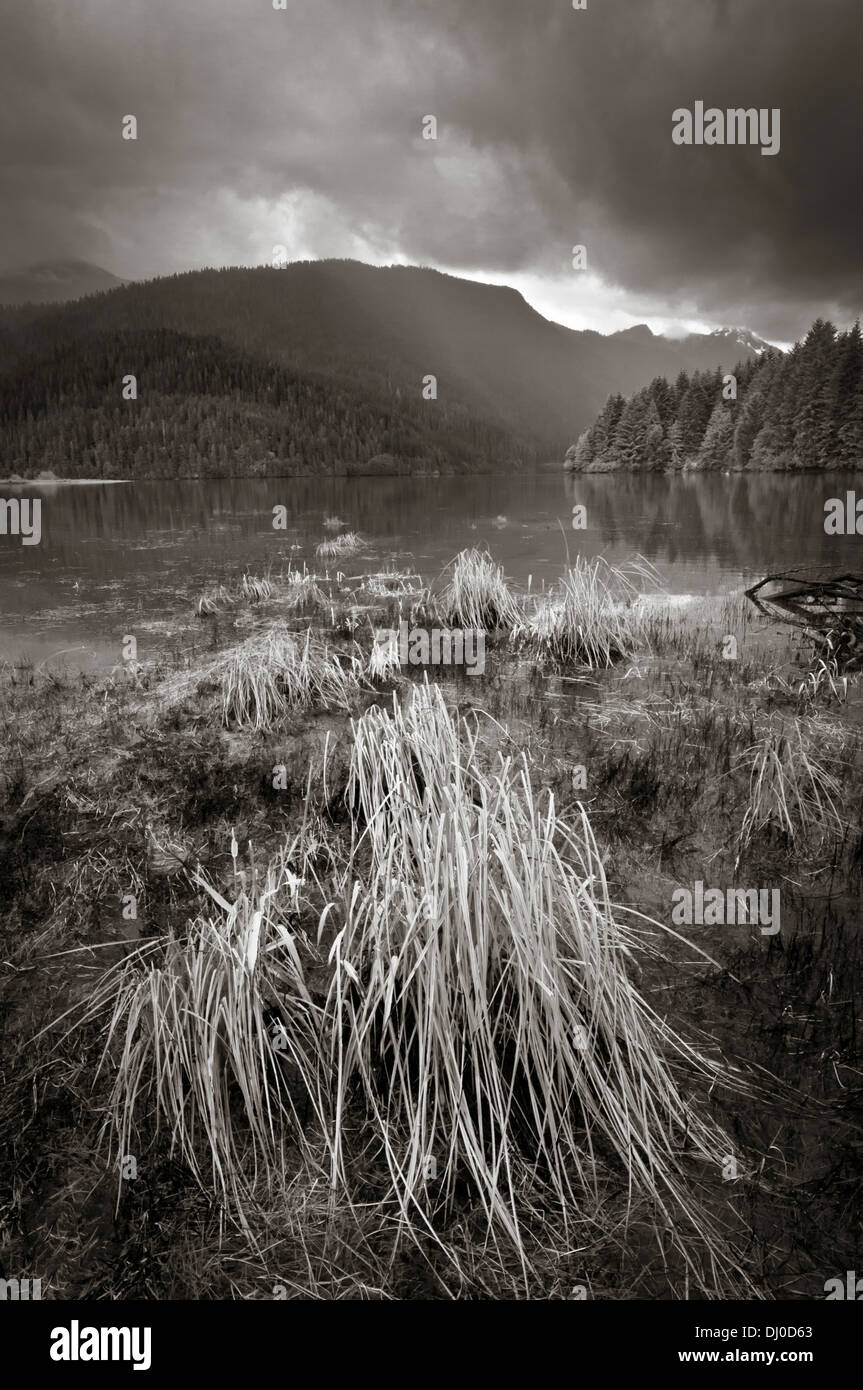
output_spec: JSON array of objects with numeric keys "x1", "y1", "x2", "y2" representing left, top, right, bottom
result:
[{"x1": 744, "y1": 572, "x2": 863, "y2": 670}]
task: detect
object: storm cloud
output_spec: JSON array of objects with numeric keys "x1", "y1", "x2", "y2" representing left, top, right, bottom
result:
[{"x1": 0, "y1": 0, "x2": 860, "y2": 340}]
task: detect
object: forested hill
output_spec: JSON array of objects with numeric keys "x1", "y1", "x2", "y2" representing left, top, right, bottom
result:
[
  {"x1": 0, "y1": 329, "x2": 528, "y2": 479},
  {"x1": 566, "y1": 320, "x2": 863, "y2": 473},
  {"x1": 0, "y1": 260, "x2": 770, "y2": 479}
]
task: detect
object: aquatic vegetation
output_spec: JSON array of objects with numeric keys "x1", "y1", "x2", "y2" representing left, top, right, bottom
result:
[
  {"x1": 366, "y1": 626, "x2": 402, "y2": 683},
  {"x1": 361, "y1": 569, "x2": 426, "y2": 601},
  {"x1": 89, "y1": 853, "x2": 324, "y2": 1215},
  {"x1": 514, "y1": 557, "x2": 656, "y2": 667},
  {"x1": 196, "y1": 573, "x2": 272, "y2": 616},
  {"x1": 11, "y1": 538, "x2": 863, "y2": 1301},
  {"x1": 329, "y1": 683, "x2": 745, "y2": 1285},
  {"x1": 798, "y1": 656, "x2": 848, "y2": 704},
  {"x1": 62, "y1": 680, "x2": 750, "y2": 1291},
  {"x1": 282, "y1": 564, "x2": 329, "y2": 614},
  {"x1": 219, "y1": 624, "x2": 363, "y2": 729},
  {"x1": 239, "y1": 573, "x2": 272, "y2": 604},
  {"x1": 315, "y1": 532, "x2": 364, "y2": 561},
  {"x1": 735, "y1": 719, "x2": 844, "y2": 858},
  {"x1": 436, "y1": 548, "x2": 520, "y2": 630},
  {"x1": 196, "y1": 583, "x2": 236, "y2": 617}
]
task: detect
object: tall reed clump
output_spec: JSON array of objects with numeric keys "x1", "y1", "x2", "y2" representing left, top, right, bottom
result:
[
  {"x1": 736, "y1": 720, "x2": 844, "y2": 859},
  {"x1": 328, "y1": 681, "x2": 747, "y2": 1289},
  {"x1": 84, "y1": 855, "x2": 324, "y2": 1217},
  {"x1": 435, "y1": 548, "x2": 520, "y2": 631},
  {"x1": 515, "y1": 557, "x2": 656, "y2": 667},
  {"x1": 220, "y1": 624, "x2": 362, "y2": 730}
]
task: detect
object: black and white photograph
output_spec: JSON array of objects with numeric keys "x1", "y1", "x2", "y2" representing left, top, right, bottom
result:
[{"x1": 1, "y1": 0, "x2": 861, "y2": 1355}]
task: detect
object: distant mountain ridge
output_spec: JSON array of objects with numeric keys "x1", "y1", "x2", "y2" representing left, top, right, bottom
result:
[
  {"x1": 0, "y1": 260, "x2": 773, "y2": 477},
  {"x1": 0, "y1": 259, "x2": 130, "y2": 306}
]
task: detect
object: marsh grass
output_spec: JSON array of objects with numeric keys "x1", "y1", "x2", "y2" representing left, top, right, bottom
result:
[
  {"x1": 316, "y1": 532, "x2": 364, "y2": 561},
  {"x1": 196, "y1": 583, "x2": 236, "y2": 617},
  {"x1": 240, "y1": 573, "x2": 273, "y2": 604},
  {"x1": 196, "y1": 573, "x2": 272, "y2": 616},
  {"x1": 328, "y1": 681, "x2": 747, "y2": 1289},
  {"x1": 85, "y1": 852, "x2": 325, "y2": 1217},
  {"x1": 366, "y1": 626, "x2": 403, "y2": 684},
  {"x1": 22, "y1": 552, "x2": 858, "y2": 1298},
  {"x1": 57, "y1": 678, "x2": 753, "y2": 1291},
  {"x1": 798, "y1": 656, "x2": 848, "y2": 704},
  {"x1": 282, "y1": 565, "x2": 330, "y2": 615},
  {"x1": 736, "y1": 720, "x2": 845, "y2": 859},
  {"x1": 436, "y1": 548, "x2": 520, "y2": 631},
  {"x1": 641, "y1": 591, "x2": 751, "y2": 665},
  {"x1": 515, "y1": 557, "x2": 657, "y2": 667},
  {"x1": 361, "y1": 569, "x2": 426, "y2": 602},
  {"x1": 219, "y1": 625, "x2": 363, "y2": 729}
]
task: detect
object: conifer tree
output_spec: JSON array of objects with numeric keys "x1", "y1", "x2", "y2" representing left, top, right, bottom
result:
[{"x1": 697, "y1": 400, "x2": 736, "y2": 470}]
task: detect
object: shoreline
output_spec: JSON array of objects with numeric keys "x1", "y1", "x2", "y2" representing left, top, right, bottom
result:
[
  {"x1": 0, "y1": 477, "x2": 126, "y2": 486},
  {"x1": 1, "y1": 463, "x2": 854, "y2": 484}
]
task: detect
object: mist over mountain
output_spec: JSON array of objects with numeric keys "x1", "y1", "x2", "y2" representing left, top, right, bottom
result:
[
  {"x1": 0, "y1": 259, "x2": 130, "y2": 307},
  {"x1": 0, "y1": 260, "x2": 773, "y2": 478}
]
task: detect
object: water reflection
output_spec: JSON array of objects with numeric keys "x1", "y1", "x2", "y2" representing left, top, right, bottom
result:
[{"x1": 0, "y1": 472, "x2": 858, "y2": 668}]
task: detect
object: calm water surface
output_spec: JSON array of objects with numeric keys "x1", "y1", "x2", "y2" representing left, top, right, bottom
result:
[{"x1": 0, "y1": 471, "x2": 859, "y2": 670}]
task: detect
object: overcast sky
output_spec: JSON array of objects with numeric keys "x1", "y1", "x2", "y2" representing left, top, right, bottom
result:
[{"x1": 1, "y1": 0, "x2": 860, "y2": 342}]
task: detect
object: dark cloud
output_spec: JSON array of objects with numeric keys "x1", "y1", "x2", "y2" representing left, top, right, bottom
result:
[{"x1": 0, "y1": 0, "x2": 859, "y2": 339}]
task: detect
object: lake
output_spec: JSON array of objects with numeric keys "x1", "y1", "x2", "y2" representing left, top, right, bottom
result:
[{"x1": 0, "y1": 471, "x2": 859, "y2": 670}]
